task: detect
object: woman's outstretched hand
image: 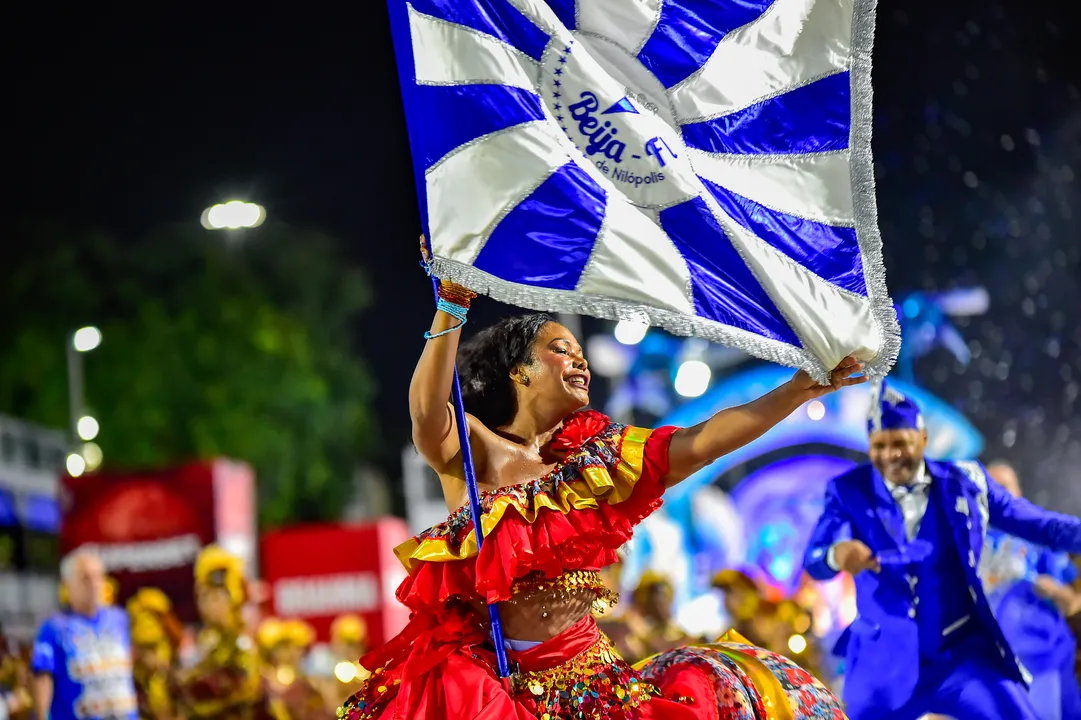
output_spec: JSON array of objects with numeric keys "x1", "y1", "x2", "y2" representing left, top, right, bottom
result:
[
  {"x1": 419, "y1": 234, "x2": 432, "y2": 265},
  {"x1": 790, "y1": 356, "x2": 866, "y2": 399},
  {"x1": 665, "y1": 355, "x2": 868, "y2": 485}
]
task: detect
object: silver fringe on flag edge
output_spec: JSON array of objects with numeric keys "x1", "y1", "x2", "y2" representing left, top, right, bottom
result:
[{"x1": 430, "y1": 0, "x2": 899, "y2": 387}]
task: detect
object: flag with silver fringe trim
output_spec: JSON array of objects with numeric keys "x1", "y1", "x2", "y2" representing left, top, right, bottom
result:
[{"x1": 387, "y1": 0, "x2": 898, "y2": 382}]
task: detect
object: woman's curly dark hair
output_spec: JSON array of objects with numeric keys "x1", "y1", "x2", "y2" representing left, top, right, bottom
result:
[{"x1": 458, "y1": 312, "x2": 555, "y2": 428}]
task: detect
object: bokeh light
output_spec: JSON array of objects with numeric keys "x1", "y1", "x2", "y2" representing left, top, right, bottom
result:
[
  {"x1": 334, "y1": 661, "x2": 358, "y2": 683},
  {"x1": 82, "y1": 442, "x2": 103, "y2": 471},
  {"x1": 72, "y1": 326, "x2": 102, "y2": 353},
  {"x1": 674, "y1": 360, "x2": 711, "y2": 398},
  {"x1": 76, "y1": 416, "x2": 99, "y2": 441},
  {"x1": 66, "y1": 453, "x2": 86, "y2": 477},
  {"x1": 614, "y1": 319, "x2": 649, "y2": 345},
  {"x1": 202, "y1": 201, "x2": 266, "y2": 230}
]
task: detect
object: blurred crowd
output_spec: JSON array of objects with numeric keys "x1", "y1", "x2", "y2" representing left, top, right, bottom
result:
[
  {"x1": 0, "y1": 546, "x2": 370, "y2": 720},
  {"x1": 5, "y1": 517, "x2": 1081, "y2": 718},
  {"x1": 0, "y1": 549, "x2": 827, "y2": 720}
]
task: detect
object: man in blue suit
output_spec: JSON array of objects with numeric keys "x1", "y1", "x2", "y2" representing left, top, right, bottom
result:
[{"x1": 803, "y1": 382, "x2": 1081, "y2": 719}]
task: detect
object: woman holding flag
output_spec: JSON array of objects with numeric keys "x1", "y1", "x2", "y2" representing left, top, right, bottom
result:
[
  {"x1": 338, "y1": 253, "x2": 860, "y2": 720},
  {"x1": 360, "y1": 0, "x2": 900, "y2": 712}
]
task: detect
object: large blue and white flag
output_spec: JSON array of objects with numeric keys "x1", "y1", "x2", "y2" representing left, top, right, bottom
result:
[{"x1": 388, "y1": 0, "x2": 898, "y2": 380}]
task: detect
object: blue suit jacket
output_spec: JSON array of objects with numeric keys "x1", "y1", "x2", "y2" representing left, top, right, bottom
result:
[{"x1": 803, "y1": 459, "x2": 1081, "y2": 713}]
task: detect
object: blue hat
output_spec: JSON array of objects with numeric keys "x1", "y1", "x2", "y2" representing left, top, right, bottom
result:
[{"x1": 867, "y1": 380, "x2": 924, "y2": 434}]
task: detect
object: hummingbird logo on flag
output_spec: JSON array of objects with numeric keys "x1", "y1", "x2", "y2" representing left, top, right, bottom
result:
[{"x1": 601, "y1": 97, "x2": 638, "y2": 115}]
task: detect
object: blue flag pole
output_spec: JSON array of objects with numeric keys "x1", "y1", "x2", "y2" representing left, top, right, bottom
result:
[
  {"x1": 423, "y1": 254, "x2": 511, "y2": 679},
  {"x1": 388, "y1": 0, "x2": 509, "y2": 676}
]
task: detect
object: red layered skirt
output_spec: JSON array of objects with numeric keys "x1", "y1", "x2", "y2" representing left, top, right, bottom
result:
[{"x1": 338, "y1": 606, "x2": 846, "y2": 720}]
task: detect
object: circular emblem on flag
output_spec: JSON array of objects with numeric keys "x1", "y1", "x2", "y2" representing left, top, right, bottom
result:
[{"x1": 542, "y1": 38, "x2": 697, "y2": 208}]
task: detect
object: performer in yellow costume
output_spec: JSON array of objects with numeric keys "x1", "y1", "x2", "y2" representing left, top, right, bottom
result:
[
  {"x1": 0, "y1": 628, "x2": 31, "y2": 720},
  {"x1": 127, "y1": 588, "x2": 183, "y2": 720},
  {"x1": 332, "y1": 615, "x2": 372, "y2": 700},
  {"x1": 256, "y1": 617, "x2": 324, "y2": 720},
  {"x1": 625, "y1": 572, "x2": 695, "y2": 661},
  {"x1": 176, "y1": 545, "x2": 271, "y2": 720},
  {"x1": 308, "y1": 614, "x2": 373, "y2": 711}
]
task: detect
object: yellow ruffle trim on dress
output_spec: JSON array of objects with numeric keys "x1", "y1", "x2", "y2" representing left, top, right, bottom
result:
[{"x1": 393, "y1": 425, "x2": 652, "y2": 570}]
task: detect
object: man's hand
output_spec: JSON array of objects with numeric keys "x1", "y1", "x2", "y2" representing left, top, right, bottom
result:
[
  {"x1": 834, "y1": 540, "x2": 881, "y2": 575},
  {"x1": 1035, "y1": 574, "x2": 1081, "y2": 616}
]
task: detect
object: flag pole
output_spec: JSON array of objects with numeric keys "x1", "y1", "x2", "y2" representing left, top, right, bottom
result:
[{"x1": 423, "y1": 243, "x2": 511, "y2": 679}]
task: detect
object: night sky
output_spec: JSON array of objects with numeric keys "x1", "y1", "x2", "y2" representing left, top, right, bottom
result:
[{"x1": 11, "y1": 3, "x2": 1081, "y2": 509}]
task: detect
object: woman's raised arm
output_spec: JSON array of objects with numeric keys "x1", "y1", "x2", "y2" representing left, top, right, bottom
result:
[
  {"x1": 664, "y1": 357, "x2": 865, "y2": 484},
  {"x1": 409, "y1": 310, "x2": 466, "y2": 469},
  {"x1": 408, "y1": 237, "x2": 477, "y2": 470}
]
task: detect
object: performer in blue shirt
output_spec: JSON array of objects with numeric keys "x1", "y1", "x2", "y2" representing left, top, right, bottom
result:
[
  {"x1": 31, "y1": 549, "x2": 138, "y2": 720},
  {"x1": 980, "y1": 462, "x2": 1081, "y2": 720},
  {"x1": 803, "y1": 381, "x2": 1081, "y2": 720}
]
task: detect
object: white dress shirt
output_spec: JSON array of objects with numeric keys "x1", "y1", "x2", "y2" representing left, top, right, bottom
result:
[
  {"x1": 888, "y1": 462, "x2": 932, "y2": 541},
  {"x1": 827, "y1": 463, "x2": 931, "y2": 570}
]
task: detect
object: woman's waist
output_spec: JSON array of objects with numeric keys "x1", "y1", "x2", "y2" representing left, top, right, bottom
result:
[
  {"x1": 469, "y1": 570, "x2": 619, "y2": 643},
  {"x1": 470, "y1": 588, "x2": 598, "y2": 643}
]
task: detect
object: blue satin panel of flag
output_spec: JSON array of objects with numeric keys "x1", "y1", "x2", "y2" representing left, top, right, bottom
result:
[{"x1": 386, "y1": 0, "x2": 899, "y2": 379}]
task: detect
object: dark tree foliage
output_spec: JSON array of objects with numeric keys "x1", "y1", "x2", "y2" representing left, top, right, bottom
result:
[{"x1": 0, "y1": 220, "x2": 376, "y2": 527}]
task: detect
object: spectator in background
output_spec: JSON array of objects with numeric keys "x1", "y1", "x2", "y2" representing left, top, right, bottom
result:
[
  {"x1": 980, "y1": 462, "x2": 1081, "y2": 720},
  {"x1": 31, "y1": 549, "x2": 137, "y2": 720}
]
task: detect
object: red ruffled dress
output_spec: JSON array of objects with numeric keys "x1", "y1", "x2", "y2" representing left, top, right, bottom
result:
[{"x1": 339, "y1": 412, "x2": 845, "y2": 720}]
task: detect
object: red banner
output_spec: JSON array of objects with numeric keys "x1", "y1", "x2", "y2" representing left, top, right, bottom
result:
[
  {"x1": 261, "y1": 520, "x2": 410, "y2": 646},
  {"x1": 59, "y1": 460, "x2": 255, "y2": 622}
]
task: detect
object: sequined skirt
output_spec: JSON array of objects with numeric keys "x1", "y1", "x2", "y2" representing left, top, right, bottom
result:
[
  {"x1": 503, "y1": 615, "x2": 659, "y2": 719},
  {"x1": 338, "y1": 611, "x2": 656, "y2": 720},
  {"x1": 338, "y1": 607, "x2": 845, "y2": 720}
]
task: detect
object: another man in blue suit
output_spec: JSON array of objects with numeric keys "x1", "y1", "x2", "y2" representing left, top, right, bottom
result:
[
  {"x1": 803, "y1": 382, "x2": 1081, "y2": 719},
  {"x1": 981, "y1": 462, "x2": 1081, "y2": 720}
]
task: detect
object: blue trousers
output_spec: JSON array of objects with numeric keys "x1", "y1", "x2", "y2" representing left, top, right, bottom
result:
[{"x1": 849, "y1": 649, "x2": 1038, "y2": 720}]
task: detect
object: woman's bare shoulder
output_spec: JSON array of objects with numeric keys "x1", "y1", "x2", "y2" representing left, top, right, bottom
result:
[{"x1": 430, "y1": 411, "x2": 499, "y2": 509}]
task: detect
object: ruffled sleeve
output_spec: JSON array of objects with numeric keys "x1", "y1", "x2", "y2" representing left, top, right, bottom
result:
[{"x1": 393, "y1": 422, "x2": 680, "y2": 608}]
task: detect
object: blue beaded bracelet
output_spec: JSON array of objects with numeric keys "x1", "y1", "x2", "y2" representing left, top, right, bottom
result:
[{"x1": 425, "y1": 297, "x2": 469, "y2": 339}]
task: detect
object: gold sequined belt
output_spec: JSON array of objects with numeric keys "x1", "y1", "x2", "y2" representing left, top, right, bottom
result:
[
  {"x1": 511, "y1": 570, "x2": 620, "y2": 615},
  {"x1": 509, "y1": 628, "x2": 655, "y2": 719}
]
